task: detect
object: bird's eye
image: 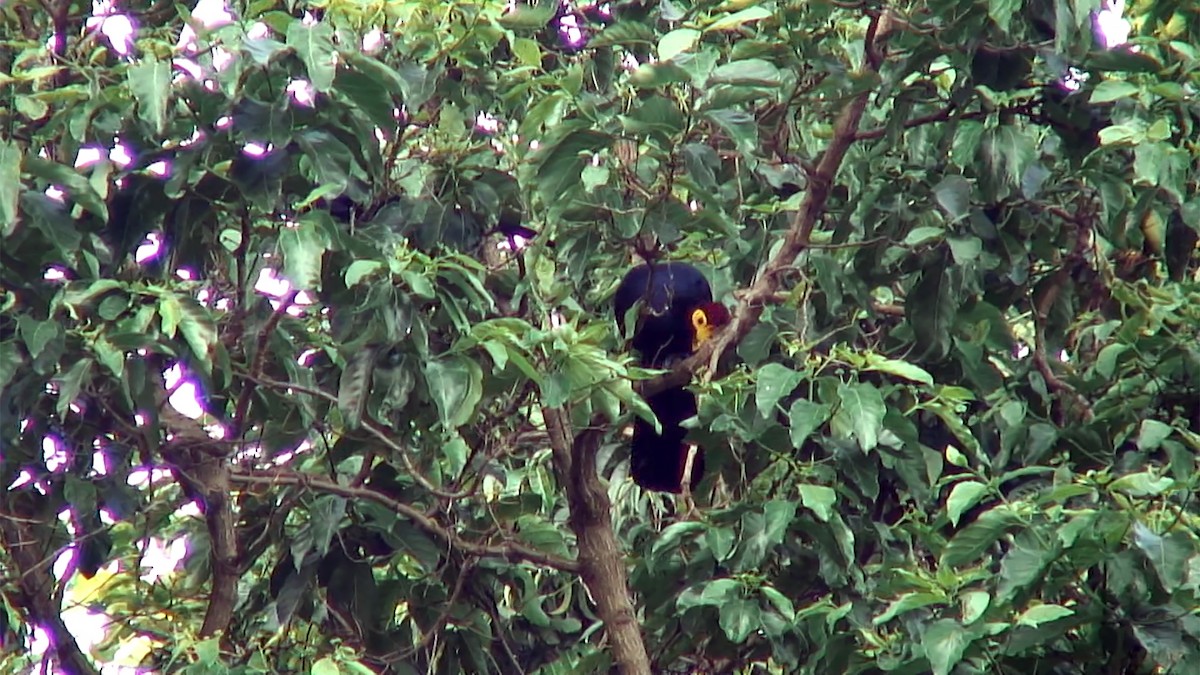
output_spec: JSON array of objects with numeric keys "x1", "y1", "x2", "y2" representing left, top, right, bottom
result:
[{"x1": 692, "y1": 309, "x2": 707, "y2": 328}]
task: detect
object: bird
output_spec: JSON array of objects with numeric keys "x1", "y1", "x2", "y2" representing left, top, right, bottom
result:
[{"x1": 614, "y1": 262, "x2": 732, "y2": 492}]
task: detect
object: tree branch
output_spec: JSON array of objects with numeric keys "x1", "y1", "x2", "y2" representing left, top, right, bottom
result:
[
  {"x1": 542, "y1": 408, "x2": 652, "y2": 675},
  {"x1": 0, "y1": 494, "x2": 99, "y2": 675},
  {"x1": 228, "y1": 468, "x2": 579, "y2": 573},
  {"x1": 640, "y1": 18, "x2": 885, "y2": 397}
]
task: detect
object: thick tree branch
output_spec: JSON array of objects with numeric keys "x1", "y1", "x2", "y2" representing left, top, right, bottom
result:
[
  {"x1": 228, "y1": 468, "x2": 579, "y2": 573},
  {"x1": 543, "y1": 408, "x2": 652, "y2": 675},
  {"x1": 0, "y1": 495, "x2": 98, "y2": 675},
  {"x1": 640, "y1": 19, "x2": 885, "y2": 397},
  {"x1": 154, "y1": 381, "x2": 238, "y2": 639}
]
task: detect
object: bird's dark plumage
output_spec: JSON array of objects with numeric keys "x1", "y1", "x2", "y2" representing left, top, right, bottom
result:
[
  {"x1": 614, "y1": 262, "x2": 729, "y2": 493},
  {"x1": 614, "y1": 262, "x2": 715, "y2": 368}
]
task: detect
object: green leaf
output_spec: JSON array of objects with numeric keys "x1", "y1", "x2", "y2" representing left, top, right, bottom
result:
[
  {"x1": 18, "y1": 316, "x2": 62, "y2": 360},
  {"x1": 718, "y1": 599, "x2": 759, "y2": 643},
  {"x1": 960, "y1": 591, "x2": 990, "y2": 624},
  {"x1": 1015, "y1": 603, "x2": 1074, "y2": 627},
  {"x1": 127, "y1": 57, "x2": 172, "y2": 134},
  {"x1": 908, "y1": 265, "x2": 954, "y2": 360},
  {"x1": 177, "y1": 298, "x2": 217, "y2": 371},
  {"x1": 651, "y1": 521, "x2": 706, "y2": 564},
  {"x1": 1108, "y1": 472, "x2": 1175, "y2": 497},
  {"x1": 797, "y1": 484, "x2": 836, "y2": 522},
  {"x1": 338, "y1": 346, "x2": 376, "y2": 430},
  {"x1": 861, "y1": 353, "x2": 934, "y2": 385},
  {"x1": 1132, "y1": 522, "x2": 1193, "y2": 592},
  {"x1": 287, "y1": 21, "x2": 338, "y2": 91},
  {"x1": 905, "y1": 226, "x2": 945, "y2": 247},
  {"x1": 755, "y1": 363, "x2": 802, "y2": 417},
  {"x1": 280, "y1": 216, "x2": 332, "y2": 291},
  {"x1": 1090, "y1": 80, "x2": 1139, "y2": 104},
  {"x1": 707, "y1": 6, "x2": 773, "y2": 31},
  {"x1": 311, "y1": 657, "x2": 341, "y2": 675},
  {"x1": 922, "y1": 619, "x2": 972, "y2": 675},
  {"x1": 424, "y1": 357, "x2": 483, "y2": 428},
  {"x1": 345, "y1": 260, "x2": 383, "y2": 287},
  {"x1": 1135, "y1": 419, "x2": 1173, "y2": 452},
  {"x1": 0, "y1": 342, "x2": 24, "y2": 390},
  {"x1": 830, "y1": 381, "x2": 886, "y2": 452},
  {"x1": 987, "y1": 0, "x2": 1021, "y2": 32},
  {"x1": 946, "y1": 481, "x2": 989, "y2": 527},
  {"x1": 996, "y1": 532, "x2": 1050, "y2": 603},
  {"x1": 941, "y1": 505, "x2": 1022, "y2": 567},
  {"x1": 0, "y1": 140, "x2": 21, "y2": 232},
  {"x1": 24, "y1": 156, "x2": 108, "y2": 221},
  {"x1": 874, "y1": 591, "x2": 946, "y2": 625},
  {"x1": 529, "y1": 124, "x2": 611, "y2": 204},
  {"x1": 931, "y1": 174, "x2": 969, "y2": 219},
  {"x1": 787, "y1": 399, "x2": 829, "y2": 447},
  {"x1": 709, "y1": 59, "x2": 782, "y2": 87},
  {"x1": 158, "y1": 294, "x2": 182, "y2": 338},
  {"x1": 658, "y1": 28, "x2": 700, "y2": 61}
]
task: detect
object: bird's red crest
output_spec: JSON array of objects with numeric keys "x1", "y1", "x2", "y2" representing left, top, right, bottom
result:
[{"x1": 697, "y1": 302, "x2": 732, "y2": 327}]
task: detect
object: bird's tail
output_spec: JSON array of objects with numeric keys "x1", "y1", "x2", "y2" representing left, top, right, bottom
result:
[{"x1": 630, "y1": 387, "x2": 705, "y2": 493}]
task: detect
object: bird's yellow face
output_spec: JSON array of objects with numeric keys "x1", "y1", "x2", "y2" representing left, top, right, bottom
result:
[{"x1": 690, "y1": 303, "x2": 732, "y2": 351}]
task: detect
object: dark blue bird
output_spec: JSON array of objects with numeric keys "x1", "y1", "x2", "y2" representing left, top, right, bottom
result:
[{"x1": 614, "y1": 262, "x2": 731, "y2": 492}]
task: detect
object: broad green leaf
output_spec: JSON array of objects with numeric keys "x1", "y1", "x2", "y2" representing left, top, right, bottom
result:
[
  {"x1": 1090, "y1": 80, "x2": 1139, "y2": 104},
  {"x1": 530, "y1": 124, "x2": 611, "y2": 204},
  {"x1": 1108, "y1": 472, "x2": 1175, "y2": 497},
  {"x1": 755, "y1": 363, "x2": 802, "y2": 417},
  {"x1": 831, "y1": 381, "x2": 886, "y2": 452},
  {"x1": 24, "y1": 156, "x2": 108, "y2": 221},
  {"x1": 862, "y1": 353, "x2": 934, "y2": 385},
  {"x1": 338, "y1": 346, "x2": 376, "y2": 430},
  {"x1": 874, "y1": 591, "x2": 946, "y2": 625},
  {"x1": 280, "y1": 216, "x2": 332, "y2": 291},
  {"x1": 0, "y1": 342, "x2": 23, "y2": 390},
  {"x1": 287, "y1": 21, "x2": 337, "y2": 91},
  {"x1": 345, "y1": 260, "x2": 383, "y2": 286},
  {"x1": 127, "y1": 57, "x2": 172, "y2": 134},
  {"x1": 908, "y1": 265, "x2": 954, "y2": 360},
  {"x1": 177, "y1": 298, "x2": 217, "y2": 370},
  {"x1": 311, "y1": 657, "x2": 341, "y2": 675},
  {"x1": 718, "y1": 599, "x2": 759, "y2": 643},
  {"x1": 707, "y1": 6, "x2": 773, "y2": 31},
  {"x1": 960, "y1": 591, "x2": 990, "y2": 624},
  {"x1": 933, "y1": 175, "x2": 971, "y2": 221},
  {"x1": 709, "y1": 59, "x2": 781, "y2": 87},
  {"x1": 946, "y1": 481, "x2": 989, "y2": 527},
  {"x1": 424, "y1": 357, "x2": 483, "y2": 428},
  {"x1": 798, "y1": 484, "x2": 836, "y2": 522},
  {"x1": 787, "y1": 399, "x2": 829, "y2": 447},
  {"x1": 941, "y1": 505, "x2": 1022, "y2": 567},
  {"x1": 651, "y1": 521, "x2": 706, "y2": 564},
  {"x1": 1015, "y1": 603, "x2": 1074, "y2": 627},
  {"x1": 658, "y1": 28, "x2": 700, "y2": 61},
  {"x1": 1132, "y1": 522, "x2": 1193, "y2": 592},
  {"x1": 18, "y1": 316, "x2": 61, "y2": 360},
  {"x1": 922, "y1": 619, "x2": 972, "y2": 675},
  {"x1": 1135, "y1": 419, "x2": 1173, "y2": 452},
  {"x1": 987, "y1": 0, "x2": 1021, "y2": 31}
]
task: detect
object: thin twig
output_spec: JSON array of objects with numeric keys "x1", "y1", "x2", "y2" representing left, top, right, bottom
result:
[{"x1": 228, "y1": 468, "x2": 579, "y2": 572}]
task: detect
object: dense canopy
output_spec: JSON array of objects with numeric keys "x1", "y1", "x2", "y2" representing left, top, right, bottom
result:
[{"x1": 2, "y1": 1, "x2": 1198, "y2": 674}]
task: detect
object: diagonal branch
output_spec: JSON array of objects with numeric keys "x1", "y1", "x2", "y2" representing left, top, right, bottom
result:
[{"x1": 640, "y1": 17, "x2": 885, "y2": 397}]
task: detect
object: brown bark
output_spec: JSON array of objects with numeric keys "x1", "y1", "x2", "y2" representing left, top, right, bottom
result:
[
  {"x1": 0, "y1": 492, "x2": 98, "y2": 675},
  {"x1": 543, "y1": 407, "x2": 652, "y2": 675}
]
